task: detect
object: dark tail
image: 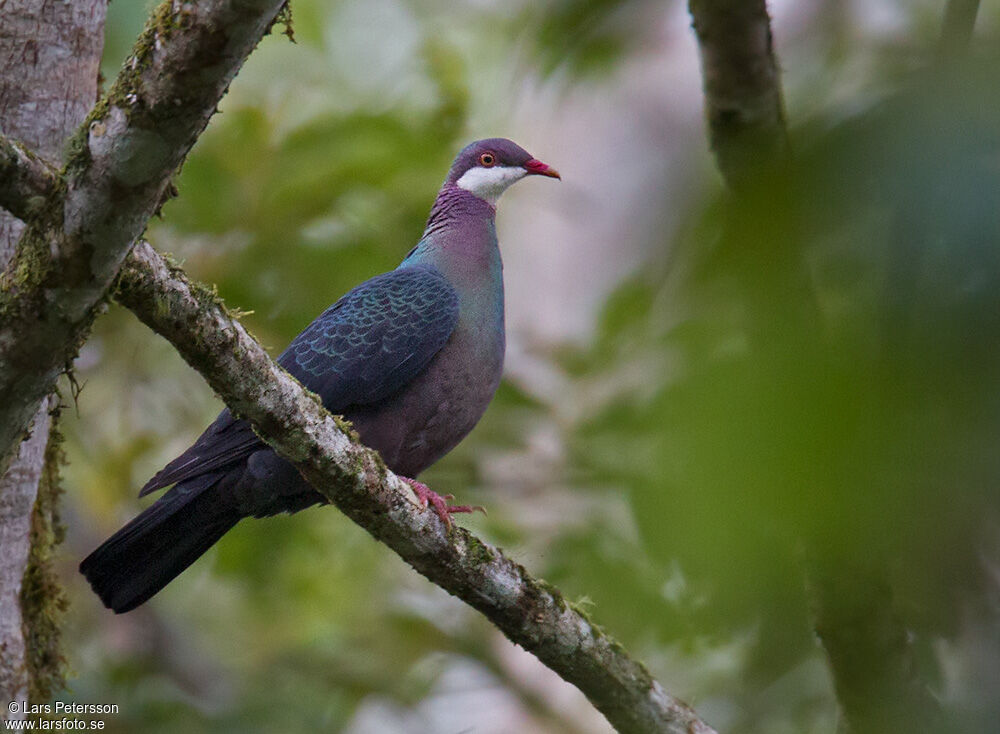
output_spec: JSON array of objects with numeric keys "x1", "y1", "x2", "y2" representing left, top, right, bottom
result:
[{"x1": 80, "y1": 476, "x2": 240, "y2": 614}]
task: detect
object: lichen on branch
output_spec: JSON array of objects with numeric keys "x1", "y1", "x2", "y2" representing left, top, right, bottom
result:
[
  {"x1": 0, "y1": 0, "x2": 291, "y2": 474},
  {"x1": 113, "y1": 240, "x2": 717, "y2": 734}
]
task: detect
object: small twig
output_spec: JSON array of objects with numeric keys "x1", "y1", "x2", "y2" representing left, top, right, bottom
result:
[{"x1": 0, "y1": 136, "x2": 60, "y2": 222}]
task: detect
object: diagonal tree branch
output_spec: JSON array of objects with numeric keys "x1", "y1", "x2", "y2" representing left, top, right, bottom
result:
[
  {"x1": 112, "y1": 239, "x2": 717, "y2": 734},
  {"x1": 0, "y1": 123, "x2": 718, "y2": 734},
  {"x1": 0, "y1": 0, "x2": 290, "y2": 474},
  {"x1": 0, "y1": 1, "x2": 717, "y2": 729},
  {"x1": 1, "y1": 128, "x2": 720, "y2": 729}
]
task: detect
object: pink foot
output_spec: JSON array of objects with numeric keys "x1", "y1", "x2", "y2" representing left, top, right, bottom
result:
[{"x1": 401, "y1": 477, "x2": 486, "y2": 528}]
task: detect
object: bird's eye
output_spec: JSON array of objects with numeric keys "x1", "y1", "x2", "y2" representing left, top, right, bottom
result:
[{"x1": 479, "y1": 153, "x2": 495, "y2": 167}]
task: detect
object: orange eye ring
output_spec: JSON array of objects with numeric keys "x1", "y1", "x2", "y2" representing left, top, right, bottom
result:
[{"x1": 479, "y1": 152, "x2": 496, "y2": 167}]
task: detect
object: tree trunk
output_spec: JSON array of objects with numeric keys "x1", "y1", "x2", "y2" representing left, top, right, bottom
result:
[
  {"x1": 0, "y1": 403, "x2": 51, "y2": 715},
  {"x1": 0, "y1": 0, "x2": 106, "y2": 719}
]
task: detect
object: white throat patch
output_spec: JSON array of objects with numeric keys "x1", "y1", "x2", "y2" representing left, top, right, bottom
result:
[{"x1": 455, "y1": 166, "x2": 527, "y2": 205}]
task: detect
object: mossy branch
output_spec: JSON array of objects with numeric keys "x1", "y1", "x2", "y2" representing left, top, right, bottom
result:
[
  {"x1": 0, "y1": 0, "x2": 105, "y2": 715},
  {"x1": 0, "y1": 0, "x2": 290, "y2": 474},
  {"x1": 114, "y1": 240, "x2": 718, "y2": 734},
  {"x1": 21, "y1": 404, "x2": 69, "y2": 706},
  {"x1": 0, "y1": 0, "x2": 715, "y2": 728},
  {"x1": 0, "y1": 137, "x2": 59, "y2": 222}
]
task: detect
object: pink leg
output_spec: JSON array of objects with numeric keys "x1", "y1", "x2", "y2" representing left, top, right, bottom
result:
[{"x1": 400, "y1": 477, "x2": 486, "y2": 528}]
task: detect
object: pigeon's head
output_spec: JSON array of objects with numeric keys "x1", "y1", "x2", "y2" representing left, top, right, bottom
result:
[{"x1": 446, "y1": 138, "x2": 560, "y2": 205}]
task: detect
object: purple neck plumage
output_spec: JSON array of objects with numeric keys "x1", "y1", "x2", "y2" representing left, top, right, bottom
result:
[
  {"x1": 401, "y1": 184, "x2": 501, "y2": 287},
  {"x1": 399, "y1": 183, "x2": 503, "y2": 331},
  {"x1": 422, "y1": 183, "x2": 496, "y2": 239}
]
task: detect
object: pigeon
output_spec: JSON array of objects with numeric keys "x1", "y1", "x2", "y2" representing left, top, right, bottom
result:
[{"x1": 80, "y1": 138, "x2": 560, "y2": 613}]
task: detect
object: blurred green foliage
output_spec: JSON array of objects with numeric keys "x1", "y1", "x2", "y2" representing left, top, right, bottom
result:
[
  {"x1": 521, "y1": 0, "x2": 655, "y2": 77},
  {"x1": 569, "y1": 57, "x2": 1000, "y2": 733},
  {"x1": 56, "y1": 1, "x2": 1000, "y2": 733}
]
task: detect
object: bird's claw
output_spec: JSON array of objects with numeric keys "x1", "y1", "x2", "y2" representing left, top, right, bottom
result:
[{"x1": 400, "y1": 477, "x2": 486, "y2": 528}]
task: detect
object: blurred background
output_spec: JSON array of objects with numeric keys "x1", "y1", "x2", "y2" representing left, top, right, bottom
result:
[{"x1": 58, "y1": 0, "x2": 1000, "y2": 731}]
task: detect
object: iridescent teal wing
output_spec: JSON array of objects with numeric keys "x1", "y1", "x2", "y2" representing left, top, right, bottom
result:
[
  {"x1": 278, "y1": 264, "x2": 459, "y2": 407},
  {"x1": 139, "y1": 265, "x2": 458, "y2": 496}
]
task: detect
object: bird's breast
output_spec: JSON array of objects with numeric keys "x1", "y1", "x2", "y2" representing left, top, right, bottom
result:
[{"x1": 344, "y1": 313, "x2": 504, "y2": 478}]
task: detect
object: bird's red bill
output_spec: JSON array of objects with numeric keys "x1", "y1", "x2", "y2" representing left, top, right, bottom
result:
[{"x1": 524, "y1": 158, "x2": 561, "y2": 179}]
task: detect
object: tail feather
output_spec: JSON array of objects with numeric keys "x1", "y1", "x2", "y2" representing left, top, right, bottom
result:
[{"x1": 80, "y1": 476, "x2": 240, "y2": 613}]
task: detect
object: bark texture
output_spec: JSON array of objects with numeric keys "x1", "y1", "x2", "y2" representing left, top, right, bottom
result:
[
  {"x1": 0, "y1": 402, "x2": 51, "y2": 718},
  {"x1": 0, "y1": 0, "x2": 289, "y2": 475},
  {"x1": 112, "y1": 240, "x2": 718, "y2": 734},
  {"x1": 0, "y1": 137, "x2": 58, "y2": 224},
  {"x1": 0, "y1": 0, "x2": 105, "y2": 718}
]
